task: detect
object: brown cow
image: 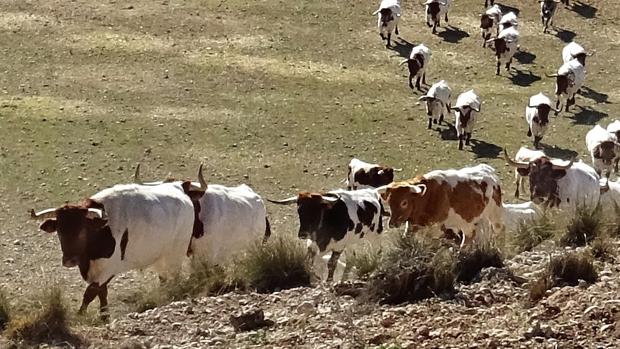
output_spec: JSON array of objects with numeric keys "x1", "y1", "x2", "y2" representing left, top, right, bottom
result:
[{"x1": 377, "y1": 164, "x2": 504, "y2": 246}]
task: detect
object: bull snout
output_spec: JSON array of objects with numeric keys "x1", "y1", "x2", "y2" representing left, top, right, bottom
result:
[
  {"x1": 388, "y1": 218, "x2": 402, "y2": 229},
  {"x1": 62, "y1": 256, "x2": 78, "y2": 268}
]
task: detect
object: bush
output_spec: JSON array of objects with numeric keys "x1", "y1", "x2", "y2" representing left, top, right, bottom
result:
[
  {"x1": 366, "y1": 234, "x2": 456, "y2": 304},
  {"x1": 511, "y1": 214, "x2": 555, "y2": 253},
  {"x1": 590, "y1": 234, "x2": 615, "y2": 262},
  {"x1": 560, "y1": 206, "x2": 603, "y2": 247},
  {"x1": 0, "y1": 289, "x2": 10, "y2": 330},
  {"x1": 529, "y1": 252, "x2": 598, "y2": 303},
  {"x1": 6, "y1": 286, "x2": 83, "y2": 347},
  {"x1": 455, "y1": 243, "x2": 504, "y2": 283},
  {"x1": 346, "y1": 245, "x2": 383, "y2": 280},
  {"x1": 236, "y1": 235, "x2": 312, "y2": 293}
]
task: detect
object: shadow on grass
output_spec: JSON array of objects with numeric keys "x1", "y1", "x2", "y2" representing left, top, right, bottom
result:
[
  {"x1": 579, "y1": 86, "x2": 610, "y2": 104},
  {"x1": 514, "y1": 50, "x2": 536, "y2": 65},
  {"x1": 555, "y1": 28, "x2": 577, "y2": 43},
  {"x1": 437, "y1": 26, "x2": 470, "y2": 44},
  {"x1": 438, "y1": 121, "x2": 457, "y2": 141},
  {"x1": 470, "y1": 139, "x2": 503, "y2": 159},
  {"x1": 509, "y1": 69, "x2": 541, "y2": 87},
  {"x1": 541, "y1": 143, "x2": 579, "y2": 159},
  {"x1": 572, "y1": 1, "x2": 597, "y2": 18},
  {"x1": 568, "y1": 105, "x2": 608, "y2": 125},
  {"x1": 389, "y1": 37, "x2": 414, "y2": 59}
]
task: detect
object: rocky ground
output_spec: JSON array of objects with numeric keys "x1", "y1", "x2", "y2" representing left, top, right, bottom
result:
[{"x1": 54, "y1": 242, "x2": 617, "y2": 349}]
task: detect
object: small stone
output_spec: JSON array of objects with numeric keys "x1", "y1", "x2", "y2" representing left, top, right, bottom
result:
[{"x1": 296, "y1": 301, "x2": 315, "y2": 316}]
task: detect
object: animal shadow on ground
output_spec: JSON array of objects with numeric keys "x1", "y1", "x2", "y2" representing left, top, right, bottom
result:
[
  {"x1": 579, "y1": 86, "x2": 609, "y2": 104},
  {"x1": 568, "y1": 105, "x2": 608, "y2": 125},
  {"x1": 572, "y1": 1, "x2": 597, "y2": 18},
  {"x1": 541, "y1": 144, "x2": 579, "y2": 160},
  {"x1": 438, "y1": 26, "x2": 469, "y2": 44},
  {"x1": 496, "y1": 3, "x2": 520, "y2": 16},
  {"x1": 514, "y1": 50, "x2": 536, "y2": 65},
  {"x1": 509, "y1": 69, "x2": 541, "y2": 87},
  {"x1": 390, "y1": 38, "x2": 414, "y2": 59},
  {"x1": 470, "y1": 139, "x2": 502, "y2": 159},
  {"x1": 438, "y1": 121, "x2": 458, "y2": 141},
  {"x1": 555, "y1": 28, "x2": 576, "y2": 43}
]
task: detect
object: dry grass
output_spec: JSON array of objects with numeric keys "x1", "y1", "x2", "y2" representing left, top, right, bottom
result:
[
  {"x1": 529, "y1": 252, "x2": 598, "y2": 303},
  {"x1": 0, "y1": 289, "x2": 10, "y2": 331},
  {"x1": 5, "y1": 286, "x2": 83, "y2": 347},
  {"x1": 346, "y1": 244, "x2": 384, "y2": 280},
  {"x1": 559, "y1": 206, "x2": 604, "y2": 247},
  {"x1": 236, "y1": 235, "x2": 312, "y2": 293},
  {"x1": 511, "y1": 214, "x2": 556, "y2": 253}
]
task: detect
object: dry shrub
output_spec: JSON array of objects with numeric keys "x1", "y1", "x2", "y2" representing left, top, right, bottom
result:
[
  {"x1": 0, "y1": 289, "x2": 10, "y2": 331},
  {"x1": 511, "y1": 214, "x2": 555, "y2": 253},
  {"x1": 6, "y1": 286, "x2": 83, "y2": 347},
  {"x1": 236, "y1": 235, "x2": 312, "y2": 293},
  {"x1": 365, "y1": 234, "x2": 456, "y2": 304},
  {"x1": 455, "y1": 243, "x2": 504, "y2": 284},
  {"x1": 529, "y1": 252, "x2": 598, "y2": 303},
  {"x1": 346, "y1": 244, "x2": 383, "y2": 280},
  {"x1": 590, "y1": 234, "x2": 615, "y2": 262},
  {"x1": 560, "y1": 205, "x2": 603, "y2": 247}
]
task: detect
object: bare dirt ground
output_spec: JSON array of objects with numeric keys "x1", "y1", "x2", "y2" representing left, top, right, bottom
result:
[{"x1": 1, "y1": 0, "x2": 619, "y2": 347}]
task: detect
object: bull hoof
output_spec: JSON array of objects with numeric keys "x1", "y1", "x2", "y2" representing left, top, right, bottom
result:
[{"x1": 433, "y1": 119, "x2": 438, "y2": 124}]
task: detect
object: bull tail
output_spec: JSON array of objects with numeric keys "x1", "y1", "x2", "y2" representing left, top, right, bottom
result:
[{"x1": 263, "y1": 217, "x2": 271, "y2": 244}]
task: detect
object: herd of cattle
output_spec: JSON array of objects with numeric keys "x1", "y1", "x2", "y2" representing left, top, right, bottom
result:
[{"x1": 27, "y1": 0, "x2": 613, "y2": 319}]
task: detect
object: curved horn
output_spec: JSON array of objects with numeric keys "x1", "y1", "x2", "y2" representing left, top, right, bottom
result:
[
  {"x1": 503, "y1": 148, "x2": 530, "y2": 168},
  {"x1": 399, "y1": 59, "x2": 409, "y2": 66},
  {"x1": 372, "y1": 9, "x2": 380, "y2": 15},
  {"x1": 472, "y1": 105, "x2": 481, "y2": 112},
  {"x1": 410, "y1": 184, "x2": 427, "y2": 195},
  {"x1": 86, "y1": 208, "x2": 103, "y2": 219},
  {"x1": 551, "y1": 159, "x2": 573, "y2": 170},
  {"x1": 197, "y1": 163, "x2": 208, "y2": 189},
  {"x1": 321, "y1": 195, "x2": 340, "y2": 204},
  {"x1": 545, "y1": 73, "x2": 559, "y2": 78},
  {"x1": 134, "y1": 163, "x2": 142, "y2": 184},
  {"x1": 30, "y1": 208, "x2": 57, "y2": 219},
  {"x1": 393, "y1": 168, "x2": 403, "y2": 172},
  {"x1": 267, "y1": 197, "x2": 298, "y2": 205},
  {"x1": 419, "y1": 95, "x2": 431, "y2": 101}
]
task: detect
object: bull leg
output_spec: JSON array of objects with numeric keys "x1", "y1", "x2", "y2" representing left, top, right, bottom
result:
[
  {"x1": 439, "y1": 113, "x2": 444, "y2": 124},
  {"x1": 326, "y1": 251, "x2": 342, "y2": 282},
  {"x1": 496, "y1": 60, "x2": 501, "y2": 75},
  {"x1": 534, "y1": 136, "x2": 543, "y2": 149},
  {"x1": 555, "y1": 99, "x2": 561, "y2": 116},
  {"x1": 386, "y1": 33, "x2": 391, "y2": 48},
  {"x1": 98, "y1": 283, "x2": 110, "y2": 321},
  {"x1": 433, "y1": 22, "x2": 438, "y2": 34},
  {"x1": 514, "y1": 177, "x2": 520, "y2": 198},
  {"x1": 527, "y1": 127, "x2": 532, "y2": 137},
  {"x1": 380, "y1": 33, "x2": 385, "y2": 41},
  {"x1": 506, "y1": 58, "x2": 512, "y2": 71},
  {"x1": 445, "y1": 13, "x2": 449, "y2": 23},
  {"x1": 466, "y1": 132, "x2": 472, "y2": 145},
  {"x1": 78, "y1": 283, "x2": 100, "y2": 315},
  {"x1": 395, "y1": 25, "x2": 399, "y2": 35},
  {"x1": 408, "y1": 73, "x2": 414, "y2": 90},
  {"x1": 415, "y1": 76, "x2": 422, "y2": 91},
  {"x1": 615, "y1": 158, "x2": 619, "y2": 173},
  {"x1": 458, "y1": 134, "x2": 464, "y2": 150},
  {"x1": 422, "y1": 72, "x2": 427, "y2": 86},
  {"x1": 428, "y1": 118, "x2": 433, "y2": 130}
]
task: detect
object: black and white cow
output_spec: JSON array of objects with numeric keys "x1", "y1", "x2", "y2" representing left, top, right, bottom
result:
[
  {"x1": 400, "y1": 44, "x2": 432, "y2": 91},
  {"x1": 424, "y1": 0, "x2": 452, "y2": 34},
  {"x1": 480, "y1": 5, "x2": 502, "y2": 47},
  {"x1": 268, "y1": 189, "x2": 385, "y2": 281},
  {"x1": 540, "y1": 0, "x2": 560, "y2": 33},
  {"x1": 347, "y1": 158, "x2": 400, "y2": 190}
]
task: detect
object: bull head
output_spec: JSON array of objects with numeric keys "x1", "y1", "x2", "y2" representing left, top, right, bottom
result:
[
  {"x1": 268, "y1": 193, "x2": 340, "y2": 239},
  {"x1": 377, "y1": 183, "x2": 427, "y2": 228}
]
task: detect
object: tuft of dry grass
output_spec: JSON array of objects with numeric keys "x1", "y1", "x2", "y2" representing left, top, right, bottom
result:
[
  {"x1": 559, "y1": 206, "x2": 604, "y2": 247},
  {"x1": 590, "y1": 234, "x2": 616, "y2": 262},
  {"x1": 511, "y1": 214, "x2": 555, "y2": 253},
  {"x1": 236, "y1": 235, "x2": 312, "y2": 293},
  {"x1": 365, "y1": 233, "x2": 456, "y2": 304},
  {"x1": 346, "y1": 244, "x2": 383, "y2": 280},
  {"x1": 0, "y1": 288, "x2": 10, "y2": 331},
  {"x1": 5, "y1": 286, "x2": 83, "y2": 347},
  {"x1": 529, "y1": 252, "x2": 598, "y2": 303}
]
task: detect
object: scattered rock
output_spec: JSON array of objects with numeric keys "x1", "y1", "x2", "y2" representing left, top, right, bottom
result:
[{"x1": 229, "y1": 308, "x2": 274, "y2": 332}]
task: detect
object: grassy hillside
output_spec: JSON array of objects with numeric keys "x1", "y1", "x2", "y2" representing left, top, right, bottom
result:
[{"x1": 0, "y1": 0, "x2": 617, "y2": 318}]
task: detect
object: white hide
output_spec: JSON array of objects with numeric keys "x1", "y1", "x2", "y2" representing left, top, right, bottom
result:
[
  {"x1": 600, "y1": 179, "x2": 620, "y2": 218},
  {"x1": 525, "y1": 93, "x2": 553, "y2": 141},
  {"x1": 86, "y1": 183, "x2": 195, "y2": 284},
  {"x1": 608, "y1": 120, "x2": 620, "y2": 135},
  {"x1": 424, "y1": 0, "x2": 452, "y2": 25},
  {"x1": 499, "y1": 11, "x2": 518, "y2": 31},
  {"x1": 586, "y1": 125, "x2": 618, "y2": 176},
  {"x1": 503, "y1": 201, "x2": 543, "y2": 233},
  {"x1": 555, "y1": 160, "x2": 601, "y2": 213},
  {"x1": 421, "y1": 80, "x2": 452, "y2": 123},
  {"x1": 556, "y1": 59, "x2": 586, "y2": 110},
  {"x1": 453, "y1": 90, "x2": 481, "y2": 138},
  {"x1": 562, "y1": 42, "x2": 586, "y2": 64},
  {"x1": 481, "y1": 5, "x2": 502, "y2": 38},
  {"x1": 497, "y1": 27, "x2": 520, "y2": 65},
  {"x1": 192, "y1": 184, "x2": 268, "y2": 264},
  {"x1": 375, "y1": 0, "x2": 401, "y2": 38},
  {"x1": 347, "y1": 158, "x2": 391, "y2": 190},
  {"x1": 423, "y1": 164, "x2": 505, "y2": 243}
]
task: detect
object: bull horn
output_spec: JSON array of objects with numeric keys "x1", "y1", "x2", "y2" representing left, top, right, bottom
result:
[
  {"x1": 409, "y1": 184, "x2": 427, "y2": 195},
  {"x1": 393, "y1": 168, "x2": 403, "y2": 172},
  {"x1": 197, "y1": 163, "x2": 208, "y2": 189},
  {"x1": 587, "y1": 51, "x2": 596, "y2": 57},
  {"x1": 545, "y1": 73, "x2": 559, "y2": 78},
  {"x1": 419, "y1": 95, "x2": 431, "y2": 101},
  {"x1": 376, "y1": 185, "x2": 389, "y2": 194},
  {"x1": 267, "y1": 197, "x2": 298, "y2": 205},
  {"x1": 472, "y1": 106, "x2": 481, "y2": 112},
  {"x1": 551, "y1": 159, "x2": 573, "y2": 170},
  {"x1": 399, "y1": 59, "x2": 409, "y2": 66},
  {"x1": 503, "y1": 148, "x2": 530, "y2": 168},
  {"x1": 86, "y1": 208, "x2": 103, "y2": 218},
  {"x1": 372, "y1": 9, "x2": 380, "y2": 15},
  {"x1": 321, "y1": 195, "x2": 340, "y2": 204},
  {"x1": 30, "y1": 208, "x2": 57, "y2": 219},
  {"x1": 134, "y1": 163, "x2": 142, "y2": 184}
]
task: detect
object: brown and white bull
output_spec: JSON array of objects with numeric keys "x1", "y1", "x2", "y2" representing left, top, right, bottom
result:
[
  {"x1": 268, "y1": 189, "x2": 385, "y2": 281},
  {"x1": 30, "y1": 182, "x2": 195, "y2": 319},
  {"x1": 377, "y1": 164, "x2": 505, "y2": 247},
  {"x1": 346, "y1": 158, "x2": 401, "y2": 190},
  {"x1": 505, "y1": 150, "x2": 600, "y2": 212}
]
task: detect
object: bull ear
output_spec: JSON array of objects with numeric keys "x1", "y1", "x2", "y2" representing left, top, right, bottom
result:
[{"x1": 40, "y1": 219, "x2": 57, "y2": 233}]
